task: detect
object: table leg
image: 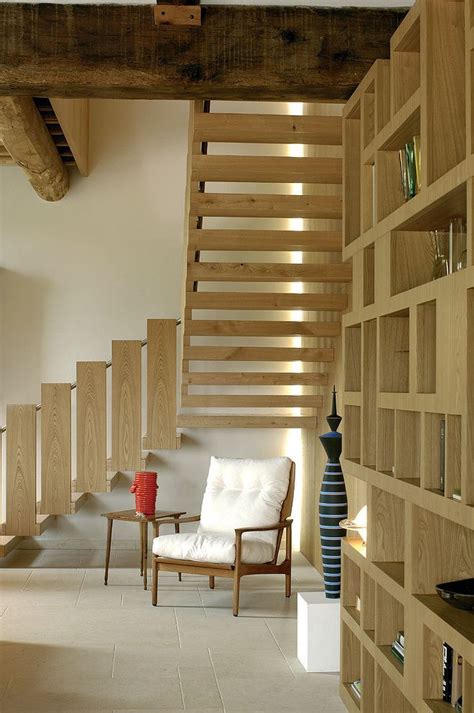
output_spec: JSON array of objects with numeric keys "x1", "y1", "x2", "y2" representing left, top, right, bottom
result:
[
  {"x1": 139, "y1": 522, "x2": 144, "y2": 577},
  {"x1": 175, "y1": 519, "x2": 182, "y2": 583},
  {"x1": 143, "y1": 521, "x2": 148, "y2": 591},
  {"x1": 104, "y1": 518, "x2": 113, "y2": 586}
]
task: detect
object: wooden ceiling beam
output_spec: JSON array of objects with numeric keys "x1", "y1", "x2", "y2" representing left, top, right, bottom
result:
[
  {"x1": 0, "y1": 96, "x2": 69, "y2": 201},
  {"x1": 0, "y1": 4, "x2": 407, "y2": 101}
]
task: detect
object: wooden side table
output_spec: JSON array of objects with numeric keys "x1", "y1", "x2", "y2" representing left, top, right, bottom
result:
[{"x1": 101, "y1": 509, "x2": 186, "y2": 590}]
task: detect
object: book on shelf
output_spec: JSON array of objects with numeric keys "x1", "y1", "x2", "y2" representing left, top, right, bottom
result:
[
  {"x1": 452, "y1": 488, "x2": 461, "y2": 502},
  {"x1": 442, "y1": 642, "x2": 453, "y2": 702},
  {"x1": 398, "y1": 137, "x2": 421, "y2": 201},
  {"x1": 350, "y1": 679, "x2": 362, "y2": 700},
  {"x1": 391, "y1": 630, "x2": 405, "y2": 665},
  {"x1": 440, "y1": 417, "x2": 446, "y2": 493},
  {"x1": 356, "y1": 596, "x2": 361, "y2": 613},
  {"x1": 396, "y1": 630, "x2": 405, "y2": 648},
  {"x1": 454, "y1": 697, "x2": 463, "y2": 712},
  {"x1": 451, "y1": 654, "x2": 462, "y2": 707}
]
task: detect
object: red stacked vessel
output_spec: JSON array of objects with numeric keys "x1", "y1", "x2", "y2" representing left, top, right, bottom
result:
[{"x1": 129, "y1": 471, "x2": 158, "y2": 516}]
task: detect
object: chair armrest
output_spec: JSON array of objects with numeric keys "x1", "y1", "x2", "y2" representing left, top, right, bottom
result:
[
  {"x1": 153, "y1": 515, "x2": 200, "y2": 535},
  {"x1": 234, "y1": 519, "x2": 293, "y2": 536}
]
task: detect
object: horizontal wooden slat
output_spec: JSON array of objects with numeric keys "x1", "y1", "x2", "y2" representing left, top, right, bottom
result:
[
  {"x1": 177, "y1": 414, "x2": 318, "y2": 428},
  {"x1": 181, "y1": 395, "x2": 323, "y2": 408},
  {"x1": 182, "y1": 372, "x2": 329, "y2": 386},
  {"x1": 185, "y1": 320, "x2": 341, "y2": 337},
  {"x1": 187, "y1": 262, "x2": 351, "y2": 283},
  {"x1": 190, "y1": 193, "x2": 342, "y2": 219},
  {"x1": 186, "y1": 291, "x2": 348, "y2": 311},
  {"x1": 191, "y1": 155, "x2": 342, "y2": 184},
  {"x1": 183, "y1": 346, "x2": 334, "y2": 362},
  {"x1": 188, "y1": 229, "x2": 342, "y2": 252},
  {"x1": 193, "y1": 113, "x2": 342, "y2": 145}
]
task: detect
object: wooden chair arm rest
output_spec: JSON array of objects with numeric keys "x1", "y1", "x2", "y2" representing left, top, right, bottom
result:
[
  {"x1": 234, "y1": 519, "x2": 293, "y2": 537},
  {"x1": 153, "y1": 515, "x2": 201, "y2": 535}
]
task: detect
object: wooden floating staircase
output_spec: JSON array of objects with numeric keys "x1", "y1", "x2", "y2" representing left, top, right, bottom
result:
[{"x1": 179, "y1": 101, "x2": 350, "y2": 428}]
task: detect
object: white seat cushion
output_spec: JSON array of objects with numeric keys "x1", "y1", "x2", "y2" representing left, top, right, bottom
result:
[
  {"x1": 152, "y1": 532, "x2": 275, "y2": 565},
  {"x1": 198, "y1": 456, "x2": 291, "y2": 547}
]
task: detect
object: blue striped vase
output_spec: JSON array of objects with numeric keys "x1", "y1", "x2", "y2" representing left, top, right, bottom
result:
[{"x1": 319, "y1": 387, "x2": 347, "y2": 599}]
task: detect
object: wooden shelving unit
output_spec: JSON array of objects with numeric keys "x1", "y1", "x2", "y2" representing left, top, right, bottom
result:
[{"x1": 341, "y1": 1, "x2": 474, "y2": 711}]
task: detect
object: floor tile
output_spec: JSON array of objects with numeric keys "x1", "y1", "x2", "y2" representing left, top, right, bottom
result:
[
  {"x1": 179, "y1": 669, "x2": 223, "y2": 709},
  {"x1": 209, "y1": 649, "x2": 293, "y2": 678},
  {"x1": 0, "y1": 641, "x2": 114, "y2": 679},
  {"x1": 113, "y1": 643, "x2": 213, "y2": 679}
]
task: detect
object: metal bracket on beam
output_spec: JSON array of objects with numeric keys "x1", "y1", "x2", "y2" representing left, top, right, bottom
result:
[{"x1": 154, "y1": 4, "x2": 201, "y2": 26}]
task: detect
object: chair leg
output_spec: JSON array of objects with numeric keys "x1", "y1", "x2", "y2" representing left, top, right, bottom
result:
[
  {"x1": 232, "y1": 574, "x2": 241, "y2": 617},
  {"x1": 285, "y1": 572, "x2": 291, "y2": 598},
  {"x1": 152, "y1": 557, "x2": 159, "y2": 606},
  {"x1": 209, "y1": 575, "x2": 215, "y2": 589}
]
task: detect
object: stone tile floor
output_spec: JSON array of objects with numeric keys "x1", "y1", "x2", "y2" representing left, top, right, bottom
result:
[{"x1": 0, "y1": 550, "x2": 345, "y2": 712}]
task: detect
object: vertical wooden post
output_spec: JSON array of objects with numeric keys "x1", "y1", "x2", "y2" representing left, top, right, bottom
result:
[
  {"x1": 111, "y1": 341, "x2": 142, "y2": 470},
  {"x1": 76, "y1": 362, "x2": 107, "y2": 492},
  {"x1": 40, "y1": 383, "x2": 71, "y2": 514},
  {"x1": 6, "y1": 405, "x2": 37, "y2": 535},
  {"x1": 145, "y1": 319, "x2": 177, "y2": 450}
]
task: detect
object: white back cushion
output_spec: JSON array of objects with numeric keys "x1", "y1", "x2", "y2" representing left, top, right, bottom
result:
[{"x1": 198, "y1": 456, "x2": 292, "y2": 545}]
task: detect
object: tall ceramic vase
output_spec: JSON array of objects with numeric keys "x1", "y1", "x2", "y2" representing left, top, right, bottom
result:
[{"x1": 319, "y1": 387, "x2": 347, "y2": 599}]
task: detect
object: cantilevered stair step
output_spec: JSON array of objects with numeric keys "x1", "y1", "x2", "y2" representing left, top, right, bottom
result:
[
  {"x1": 181, "y1": 395, "x2": 323, "y2": 408},
  {"x1": 187, "y1": 262, "x2": 351, "y2": 283},
  {"x1": 177, "y1": 414, "x2": 319, "y2": 429},
  {"x1": 0, "y1": 535, "x2": 22, "y2": 558},
  {"x1": 193, "y1": 112, "x2": 342, "y2": 145},
  {"x1": 184, "y1": 320, "x2": 341, "y2": 337},
  {"x1": 183, "y1": 346, "x2": 334, "y2": 362},
  {"x1": 182, "y1": 372, "x2": 329, "y2": 386},
  {"x1": 186, "y1": 291, "x2": 348, "y2": 311},
  {"x1": 190, "y1": 193, "x2": 342, "y2": 220},
  {"x1": 191, "y1": 155, "x2": 342, "y2": 184},
  {"x1": 188, "y1": 229, "x2": 342, "y2": 252}
]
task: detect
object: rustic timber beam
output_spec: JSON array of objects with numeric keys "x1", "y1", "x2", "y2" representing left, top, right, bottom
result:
[
  {"x1": 0, "y1": 4, "x2": 407, "y2": 101},
  {"x1": 0, "y1": 96, "x2": 68, "y2": 201}
]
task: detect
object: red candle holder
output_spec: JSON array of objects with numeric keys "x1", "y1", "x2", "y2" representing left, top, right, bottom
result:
[{"x1": 129, "y1": 471, "x2": 158, "y2": 517}]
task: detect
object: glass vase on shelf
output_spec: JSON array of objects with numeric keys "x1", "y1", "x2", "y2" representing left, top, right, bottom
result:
[
  {"x1": 449, "y1": 217, "x2": 467, "y2": 273},
  {"x1": 430, "y1": 229, "x2": 449, "y2": 280}
]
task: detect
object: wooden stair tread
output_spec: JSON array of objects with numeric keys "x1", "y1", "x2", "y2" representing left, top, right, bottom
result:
[
  {"x1": 193, "y1": 112, "x2": 342, "y2": 145},
  {"x1": 184, "y1": 320, "x2": 341, "y2": 337},
  {"x1": 0, "y1": 535, "x2": 23, "y2": 557},
  {"x1": 177, "y1": 414, "x2": 319, "y2": 428},
  {"x1": 183, "y1": 346, "x2": 334, "y2": 362},
  {"x1": 187, "y1": 262, "x2": 351, "y2": 283},
  {"x1": 186, "y1": 291, "x2": 348, "y2": 311},
  {"x1": 191, "y1": 155, "x2": 342, "y2": 184},
  {"x1": 182, "y1": 372, "x2": 329, "y2": 386},
  {"x1": 190, "y1": 193, "x2": 342, "y2": 219},
  {"x1": 181, "y1": 394, "x2": 323, "y2": 408},
  {"x1": 188, "y1": 229, "x2": 342, "y2": 252}
]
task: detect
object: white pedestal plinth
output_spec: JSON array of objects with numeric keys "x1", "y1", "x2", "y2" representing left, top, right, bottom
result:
[{"x1": 297, "y1": 591, "x2": 340, "y2": 673}]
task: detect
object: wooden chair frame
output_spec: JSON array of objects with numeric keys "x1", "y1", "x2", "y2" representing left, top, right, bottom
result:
[{"x1": 151, "y1": 461, "x2": 295, "y2": 616}]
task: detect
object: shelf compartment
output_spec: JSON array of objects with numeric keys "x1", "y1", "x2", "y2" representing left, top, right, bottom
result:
[
  {"x1": 375, "y1": 584, "x2": 405, "y2": 677},
  {"x1": 417, "y1": 300, "x2": 436, "y2": 393},
  {"x1": 467, "y1": 288, "x2": 474, "y2": 506},
  {"x1": 345, "y1": 323, "x2": 362, "y2": 392},
  {"x1": 368, "y1": 486, "x2": 405, "y2": 576},
  {"x1": 376, "y1": 150, "x2": 407, "y2": 223},
  {"x1": 416, "y1": 594, "x2": 474, "y2": 651},
  {"x1": 363, "y1": 244, "x2": 375, "y2": 307},
  {"x1": 362, "y1": 319, "x2": 377, "y2": 468},
  {"x1": 377, "y1": 408, "x2": 395, "y2": 476},
  {"x1": 380, "y1": 309, "x2": 410, "y2": 393},
  {"x1": 390, "y1": 10, "x2": 420, "y2": 116},
  {"x1": 345, "y1": 405, "x2": 361, "y2": 463},
  {"x1": 445, "y1": 415, "x2": 462, "y2": 501},
  {"x1": 343, "y1": 554, "x2": 361, "y2": 626},
  {"x1": 410, "y1": 506, "x2": 474, "y2": 599},
  {"x1": 375, "y1": 665, "x2": 415, "y2": 713},
  {"x1": 391, "y1": 230, "x2": 433, "y2": 296},
  {"x1": 425, "y1": 0, "x2": 465, "y2": 185},
  {"x1": 361, "y1": 572, "x2": 376, "y2": 638},
  {"x1": 395, "y1": 410, "x2": 421, "y2": 484},
  {"x1": 361, "y1": 163, "x2": 375, "y2": 234},
  {"x1": 422, "y1": 624, "x2": 467, "y2": 712},
  {"x1": 344, "y1": 102, "x2": 361, "y2": 247},
  {"x1": 361, "y1": 647, "x2": 375, "y2": 713},
  {"x1": 362, "y1": 81, "x2": 375, "y2": 149},
  {"x1": 342, "y1": 622, "x2": 362, "y2": 704},
  {"x1": 423, "y1": 413, "x2": 446, "y2": 495}
]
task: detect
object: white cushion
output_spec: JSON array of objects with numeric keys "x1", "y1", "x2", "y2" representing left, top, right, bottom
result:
[
  {"x1": 198, "y1": 456, "x2": 291, "y2": 547},
  {"x1": 152, "y1": 532, "x2": 274, "y2": 565}
]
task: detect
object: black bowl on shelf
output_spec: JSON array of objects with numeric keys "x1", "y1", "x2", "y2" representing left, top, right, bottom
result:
[{"x1": 435, "y1": 578, "x2": 474, "y2": 611}]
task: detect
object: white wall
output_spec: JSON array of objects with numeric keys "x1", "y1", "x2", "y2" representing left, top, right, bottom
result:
[{"x1": 0, "y1": 99, "x2": 299, "y2": 549}]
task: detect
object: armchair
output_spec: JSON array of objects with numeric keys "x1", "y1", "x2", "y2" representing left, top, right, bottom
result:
[{"x1": 151, "y1": 456, "x2": 295, "y2": 616}]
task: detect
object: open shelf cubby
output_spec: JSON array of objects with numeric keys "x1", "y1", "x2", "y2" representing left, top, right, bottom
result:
[
  {"x1": 341, "y1": 3, "x2": 474, "y2": 710},
  {"x1": 345, "y1": 324, "x2": 362, "y2": 392},
  {"x1": 342, "y1": 555, "x2": 361, "y2": 626},
  {"x1": 379, "y1": 309, "x2": 409, "y2": 393},
  {"x1": 417, "y1": 300, "x2": 436, "y2": 393},
  {"x1": 342, "y1": 623, "x2": 362, "y2": 709},
  {"x1": 368, "y1": 487, "x2": 405, "y2": 589}
]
